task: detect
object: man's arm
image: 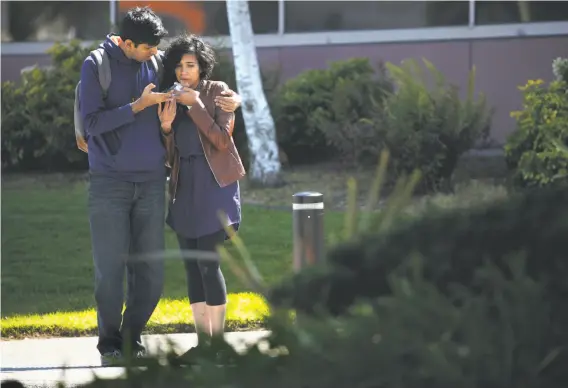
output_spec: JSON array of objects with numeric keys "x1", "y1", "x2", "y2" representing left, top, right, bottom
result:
[
  {"x1": 80, "y1": 56, "x2": 136, "y2": 137},
  {"x1": 214, "y1": 89, "x2": 242, "y2": 112},
  {"x1": 188, "y1": 82, "x2": 234, "y2": 151}
]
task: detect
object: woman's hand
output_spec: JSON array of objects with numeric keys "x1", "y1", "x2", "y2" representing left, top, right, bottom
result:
[
  {"x1": 175, "y1": 87, "x2": 200, "y2": 106},
  {"x1": 158, "y1": 99, "x2": 177, "y2": 132}
]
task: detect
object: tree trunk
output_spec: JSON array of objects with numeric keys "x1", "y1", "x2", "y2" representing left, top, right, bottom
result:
[{"x1": 226, "y1": 0, "x2": 282, "y2": 187}]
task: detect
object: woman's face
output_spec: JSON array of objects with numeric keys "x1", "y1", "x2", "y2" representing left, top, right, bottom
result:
[{"x1": 175, "y1": 53, "x2": 200, "y2": 89}]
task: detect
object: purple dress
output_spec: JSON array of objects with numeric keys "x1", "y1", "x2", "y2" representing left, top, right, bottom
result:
[{"x1": 166, "y1": 107, "x2": 241, "y2": 239}]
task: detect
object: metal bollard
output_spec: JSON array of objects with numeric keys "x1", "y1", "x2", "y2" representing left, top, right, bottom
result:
[{"x1": 292, "y1": 191, "x2": 324, "y2": 272}]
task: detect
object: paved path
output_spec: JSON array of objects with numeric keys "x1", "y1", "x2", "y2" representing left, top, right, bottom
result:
[{"x1": 1, "y1": 331, "x2": 269, "y2": 387}]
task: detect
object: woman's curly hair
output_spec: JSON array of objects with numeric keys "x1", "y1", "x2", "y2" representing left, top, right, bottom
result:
[{"x1": 162, "y1": 34, "x2": 216, "y2": 91}]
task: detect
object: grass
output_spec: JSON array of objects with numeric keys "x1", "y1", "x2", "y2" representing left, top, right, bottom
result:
[{"x1": 1, "y1": 176, "x2": 345, "y2": 338}]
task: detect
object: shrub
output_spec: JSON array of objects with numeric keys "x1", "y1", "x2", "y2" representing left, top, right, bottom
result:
[
  {"x1": 269, "y1": 183, "x2": 568, "y2": 358},
  {"x1": 258, "y1": 260, "x2": 561, "y2": 388},
  {"x1": 358, "y1": 59, "x2": 492, "y2": 191},
  {"x1": 504, "y1": 78, "x2": 568, "y2": 188},
  {"x1": 273, "y1": 58, "x2": 394, "y2": 165},
  {"x1": 1, "y1": 40, "x2": 93, "y2": 171}
]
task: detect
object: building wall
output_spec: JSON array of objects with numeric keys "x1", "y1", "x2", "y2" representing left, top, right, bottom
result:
[
  {"x1": 2, "y1": 35, "x2": 567, "y2": 144},
  {"x1": 254, "y1": 35, "x2": 568, "y2": 144}
]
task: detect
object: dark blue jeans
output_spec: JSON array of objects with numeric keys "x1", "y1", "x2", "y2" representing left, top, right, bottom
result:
[{"x1": 88, "y1": 173, "x2": 165, "y2": 355}]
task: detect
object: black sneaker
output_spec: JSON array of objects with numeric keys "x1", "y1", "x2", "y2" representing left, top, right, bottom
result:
[{"x1": 100, "y1": 350, "x2": 123, "y2": 367}]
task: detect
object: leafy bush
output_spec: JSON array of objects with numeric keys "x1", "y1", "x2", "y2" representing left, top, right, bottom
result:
[
  {"x1": 504, "y1": 78, "x2": 568, "y2": 188},
  {"x1": 1, "y1": 40, "x2": 93, "y2": 171},
  {"x1": 273, "y1": 58, "x2": 394, "y2": 164},
  {"x1": 269, "y1": 184, "x2": 568, "y2": 348},
  {"x1": 357, "y1": 59, "x2": 492, "y2": 191}
]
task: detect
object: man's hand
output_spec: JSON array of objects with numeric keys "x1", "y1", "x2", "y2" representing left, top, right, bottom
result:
[
  {"x1": 131, "y1": 83, "x2": 172, "y2": 114},
  {"x1": 76, "y1": 135, "x2": 88, "y2": 153},
  {"x1": 215, "y1": 89, "x2": 242, "y2": 112}
]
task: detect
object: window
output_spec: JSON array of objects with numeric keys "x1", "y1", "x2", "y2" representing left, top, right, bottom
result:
[
  {"x1": 475, "y1": 1, "x2": 568, "y2": 25},
  {"x1": 0, "y1": 1, "x2": 280, "y2": 43},
  {"x1": 284, "y1": 1, "x2": 469, "y2": 33},
  {"x1": 2, "y1": 1, "x2": 110, "y2": 42},
  {"x1": 117, "y1": 1, "x2": 279, "y2": 37}
]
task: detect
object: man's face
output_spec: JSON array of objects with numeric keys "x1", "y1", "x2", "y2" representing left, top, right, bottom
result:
[{"x1": 124, "y1": 39, "x2": 158, "y2": 62}]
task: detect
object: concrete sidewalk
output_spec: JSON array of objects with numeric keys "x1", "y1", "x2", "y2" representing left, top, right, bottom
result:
[{"x1": 1, "y1": 331, "x2": 269, "y2": 387}]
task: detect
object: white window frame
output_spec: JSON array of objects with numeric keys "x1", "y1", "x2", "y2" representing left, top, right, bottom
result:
[{"x1": 2, "y1": 0, "x2": 567, "y2": 56}]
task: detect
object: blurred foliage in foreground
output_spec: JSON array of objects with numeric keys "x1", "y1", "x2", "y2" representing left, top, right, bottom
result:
[{"x1": 25, "y1": 151, "x2": 562, "y2": 388}]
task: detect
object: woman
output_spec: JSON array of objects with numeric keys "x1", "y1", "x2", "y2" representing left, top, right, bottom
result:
[{"x1": 157, "y1": 34, "x2": 246, "y2": 359}]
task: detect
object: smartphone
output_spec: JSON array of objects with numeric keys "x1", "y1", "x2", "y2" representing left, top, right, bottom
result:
[{"x1": 167, "y1": 82, "x2": 184, "y2": 93}]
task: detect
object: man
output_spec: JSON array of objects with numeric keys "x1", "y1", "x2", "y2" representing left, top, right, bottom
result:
[{"x1": 80, "y1": 7, "x2": 241, "y2": 366}]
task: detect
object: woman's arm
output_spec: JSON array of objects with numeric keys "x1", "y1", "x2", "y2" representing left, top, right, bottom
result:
[
  {"x1": 186, "y1": 82, "x2": 235, "y2": 151},
  {"x1": 158, "y1": 100, "x2": 177, "y2": 167}
]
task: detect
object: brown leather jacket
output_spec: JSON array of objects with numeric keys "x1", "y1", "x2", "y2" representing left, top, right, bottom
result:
[{"x1": 163, "y1": 80, "x2": 246, "y2": 202}]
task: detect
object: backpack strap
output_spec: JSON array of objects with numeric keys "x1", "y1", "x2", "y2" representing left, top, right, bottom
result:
[{"x1": 91, "y1": 48, "x2": 111, "y2": 98}]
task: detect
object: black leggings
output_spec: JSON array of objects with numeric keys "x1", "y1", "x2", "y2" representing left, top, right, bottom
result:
[{"x1": 176, "y1": 230, "x2": 227, "y2": 306}]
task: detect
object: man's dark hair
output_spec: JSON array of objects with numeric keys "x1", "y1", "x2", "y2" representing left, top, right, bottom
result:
[
  {"x1": 162, "y1": 34, "x2": 217, "y2": 90},
  {"x1": 119, "y1": 6, "x2": 167, "y2": 47}
]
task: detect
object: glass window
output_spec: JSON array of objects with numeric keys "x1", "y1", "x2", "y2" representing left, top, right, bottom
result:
[
  {"x1": 284, "y1": 1, "x2": 469, "y2": 33},
  {"x1": 0, "y1": 1, "x2": 280, "y2": 43},
  {"x1": 2, "y1": 1, "x2": 110, "y2": 42},
  {"x1": 117, "y1": 1, "x2": 279, "y2": 37},
  {"x1": 475, "y1": 1, "x2": 568, "y2": 25}
]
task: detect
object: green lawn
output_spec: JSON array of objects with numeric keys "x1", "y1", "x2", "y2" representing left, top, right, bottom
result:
[{"x1": 1, "y1": 177, "x2": 344, "y2": 337}]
